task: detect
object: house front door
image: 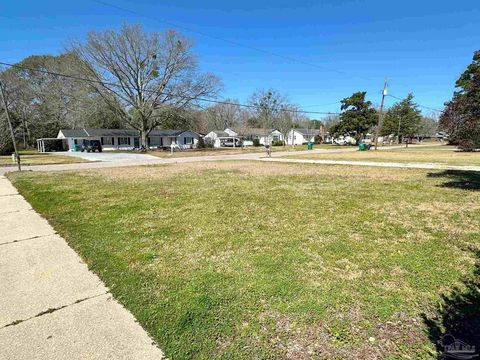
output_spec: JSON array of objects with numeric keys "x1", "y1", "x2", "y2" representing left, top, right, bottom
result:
[{"x1": 134, "y1": 137, "x2": 140, "y2": 148}]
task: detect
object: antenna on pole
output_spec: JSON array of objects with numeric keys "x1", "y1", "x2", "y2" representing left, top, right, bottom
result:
[{"x1": 374, "y1": 78, "x2": 388, "y2": 150}]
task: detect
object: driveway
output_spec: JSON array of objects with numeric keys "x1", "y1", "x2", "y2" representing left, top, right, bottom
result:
[{"x1": 56, "y1": 151, "x2": 158, "y2": 162}]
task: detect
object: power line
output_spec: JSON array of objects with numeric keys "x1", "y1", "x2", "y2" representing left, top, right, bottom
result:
[
  {"x1": 91, "y1": 0, "x2": 375, "y2": 82},
  {"x1": 387, "y1": 94, "x2": 443, "y2": 113},
  {"x1": 0, "y1": 61, "x2": 340, "y2": 115}
]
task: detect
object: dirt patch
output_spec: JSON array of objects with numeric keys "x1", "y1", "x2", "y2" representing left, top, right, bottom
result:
[{"x1": 257, "y1": 307, "x2": 431, "y2": 359}]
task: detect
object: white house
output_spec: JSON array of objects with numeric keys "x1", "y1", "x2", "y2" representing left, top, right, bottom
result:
[
  {"x1": 204, "y1": 128, "x2": 242, "y2": 148},
  {"x1": 55, "y1": 128, "x2": 199, "y2": 151},
  {"x1": 287, "y1": 129, "x2": 321, "y2": 145},
  {"x1": 240, "y1": 128, "x2": 284, "y2": 145},
  {"x1": 205, "y1": 128, "x2": 285, "y2": 147}
]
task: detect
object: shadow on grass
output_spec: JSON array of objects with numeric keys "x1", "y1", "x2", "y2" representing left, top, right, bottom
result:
[
  {"x1": 423, "y1": 250, "x2": 480, "y2": 359},
  {"x1": 427, "y1": 170, "x2": 480, "y2": 191}
]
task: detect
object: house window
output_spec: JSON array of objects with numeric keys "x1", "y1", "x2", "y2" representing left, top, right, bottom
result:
[
  {"x1": 273, "y1": 135, "x2": 279, "y2": 141},
  {"x1": 118, "y1": 137, "x2": 131, "y2": 146},
  {"x1": 184, "y1": 137, "x2": 194, "y2": 145},
  {"x1": 148, "y1": 136, "x2": 162, "y2": 147},
  {"x1": 101, "y1": 137, "x2": 114, "y2": 145}
]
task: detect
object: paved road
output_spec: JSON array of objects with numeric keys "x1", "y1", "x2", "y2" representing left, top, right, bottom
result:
[
  {"x1": 2, "y1": 145, "x2": 474, "y2": 175},
  {"x1": 0, "y1": 176, "x2": 165, "y2": 360}
]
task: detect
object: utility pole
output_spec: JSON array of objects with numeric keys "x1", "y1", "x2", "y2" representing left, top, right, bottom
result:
[
  {"x1": 374, "y1": 79, "x2": 388, "y2": 150},
  {"x1": 0, "y1": 80, "x2": 21, "y2": 171}
]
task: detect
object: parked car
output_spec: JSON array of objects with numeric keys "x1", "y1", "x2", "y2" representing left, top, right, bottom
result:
[
  {"x1": 222, "y1": 139, "x2": 242, "y2": 147},
  {"x1": 81, "y1": 140, "x2": 102, "y2": 152}
]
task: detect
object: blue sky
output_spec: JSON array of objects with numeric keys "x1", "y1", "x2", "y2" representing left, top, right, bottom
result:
[{"x1": 1, "y1": 0, "x2": 479, "y2": 118}]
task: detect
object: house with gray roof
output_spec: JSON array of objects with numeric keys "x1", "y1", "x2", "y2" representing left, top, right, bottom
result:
[
  {"x1": 52, "y1": 128, "x2": 200, "y2": 151},
  {"x1": 287, "y1": 128, "x2": 323, "y2": 145},
  {"x1": 204, "y1": 127, "x2": 284, "y2": 147}
]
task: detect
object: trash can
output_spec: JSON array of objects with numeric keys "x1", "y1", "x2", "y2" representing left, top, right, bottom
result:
[
  {"x1": 307, "y1": 143, "x2": 313, "y2": 150},
  {"x1": 359, "y1": 143, "x2": 366, "y2": 151},
  {"x1": 74, "y1": 144, "x2": 81, "y2": 152}
]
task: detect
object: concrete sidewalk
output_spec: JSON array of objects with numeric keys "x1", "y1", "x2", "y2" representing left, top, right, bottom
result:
[{"x1": 0, "y1": 176, "x2": 164, "y2": 359}]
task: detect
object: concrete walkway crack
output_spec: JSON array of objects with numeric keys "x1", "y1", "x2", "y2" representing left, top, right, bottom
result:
[
  {"x1": 0, "y1": 233, "x2": 57, "y2": 247},
  {"x1": 1, "y1": 292, "x2": 109, "y2": 329}
]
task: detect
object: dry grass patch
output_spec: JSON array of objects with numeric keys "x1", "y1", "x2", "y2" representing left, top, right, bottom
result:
[
  {"x1": 8, "y1": 161, "x2": 480, "y2": 359},
  {"x1": 284, "y1": 145, "x2": 480, "y2": 166}
]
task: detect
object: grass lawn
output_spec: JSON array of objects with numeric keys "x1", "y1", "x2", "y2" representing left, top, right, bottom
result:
[
  {"x1": 140, "y1": 144, "x2": 336, "y2": 158},
  {"x1": 0, "y1": 152, "x2": 89, "y2": 166},
  {"x1": 8, "y1": 162, "x2": 480, "y2": 359},
  {"x1": 282, "y1": 145, "x2": 480, "y2": 166}
]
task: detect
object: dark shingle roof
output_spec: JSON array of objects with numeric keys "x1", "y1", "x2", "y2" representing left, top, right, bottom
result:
[
  {"x1": 59, "y1": 128, "x2": 196, "y2": 138},
  {"x1": 84, "y1": 129, "x2": 139, "y2": 137},
  {"x1": 59, "y1": 129, "x2": 89, "y2": 137},
  {"x1": 150, "y1": 129, "x2": 186, "y2": 137}
]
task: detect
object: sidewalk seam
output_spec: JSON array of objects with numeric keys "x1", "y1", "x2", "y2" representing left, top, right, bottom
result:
[
  {"x1": 0, "y1": 233, "x2": 57, "y2": 247},
  {"x1": 1, "y1": 291, "x2": 109, "y2": 329}
]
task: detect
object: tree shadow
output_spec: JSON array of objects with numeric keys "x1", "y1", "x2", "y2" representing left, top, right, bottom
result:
[
  {"x1": 423, "y1": 250, "x2": 480, "y2": 358},
  {"x1": 427, "y1": 170, "x2": 480, "y2": 191}
]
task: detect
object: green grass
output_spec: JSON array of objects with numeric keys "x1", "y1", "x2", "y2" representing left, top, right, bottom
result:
[
  {"x1": 283, "y1": 145, "x2": 480, "y2": 166},
  {"x1": 0, "y1": 152, "x2": 89, "y2": 166},
  {"x1": 8, "y1": 162, "x2": 480, "y2": 359}
]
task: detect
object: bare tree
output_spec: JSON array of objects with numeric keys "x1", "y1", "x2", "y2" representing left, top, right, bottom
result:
[
  {"x1": 202, "y1": 99, "x2": 241, "y2": 131},
  {"x1": 71, "y1": 23, "x2": 221, "y2": 146},
  {"x1": 248, "y1": 89, "x2": 285, "y2": 155},
  {"x1": 275, "y1": 104, "x2": 296, "y2": 147}
]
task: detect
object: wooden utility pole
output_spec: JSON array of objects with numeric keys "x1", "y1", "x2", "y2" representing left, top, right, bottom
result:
[
  {"x1": 374, "y1": 79, "x2": 388, "y2": 150},
  {"x1": 0, "y1": 81, "x2": 21, "y2": 171}
]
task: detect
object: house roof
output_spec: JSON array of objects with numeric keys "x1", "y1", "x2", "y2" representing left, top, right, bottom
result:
[
  {"x1": 293, "y1": 128, "x2": 321, "y2": 136},
  {"x1": 149, "y1": 129, "x2": 187, "y2": 137},
  {"x1": 235, "y1": 128, "x2": 277, "y2": 136},
  {"x1": 59, "y1": 129, "x2": 90, "y2": 138},
  {"x1": 84, "y1": 128, "x2": 139, "y2": 137},
  {"x1": 59, "y1": 128, "x2": 196, "y2": 138},
  {"x1": 211, "y1": 131, "x2": 230, "y2": 137}
]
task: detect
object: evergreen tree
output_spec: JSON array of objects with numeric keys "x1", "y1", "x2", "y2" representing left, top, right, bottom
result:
[
  {"x1": 440, "y1": 50, "x2": 480, "y2": 151},
  {"x1": 381, "y1": 94, "x2": 422, "y2": 143},
  {"x1": 330, "y1": 91, "x2": 377, "y2": 144}
]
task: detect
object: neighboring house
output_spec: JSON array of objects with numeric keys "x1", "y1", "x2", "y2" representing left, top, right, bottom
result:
[
  {"x1": 287, "y1": 129, "x2": 321, "y2": 145},
  {"x1": 54, "y1": 128, "x2": 199, "y2": 151},
  {"x1": 205, "y1": 128, "x2": 285, "y2": 147},
  {"x1": 204, "y1": 129, "x2": 242, "y2": 148},
  {"x1": 240, "y1": 128, "x2": 284, "y2": 145}
]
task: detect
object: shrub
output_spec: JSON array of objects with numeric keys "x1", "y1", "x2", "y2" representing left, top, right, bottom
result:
[
  {"x1": 253, "y1": 138, "x2": 260, "y2": 147},
  {"x1": 198, "y1": 137, "x2": 214, "y2": 149},
  {"x1": 272, "y1": 140, "x2": 285, "y2": 146}
]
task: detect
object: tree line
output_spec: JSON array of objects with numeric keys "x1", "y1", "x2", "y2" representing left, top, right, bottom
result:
[{"x1": 3, "y1": 23, "x2": 476, "y2": 155}]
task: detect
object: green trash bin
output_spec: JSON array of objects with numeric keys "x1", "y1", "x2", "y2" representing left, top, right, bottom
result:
[
  {"x1": 359, "y1": 143, "x2": 366, "y2": 151},
  {"x1": 307, "y1": 143, "x2": 313, "y2": 150},
  {"x1": 74, "y1": 144, "x2": 81, "y2": 152}
]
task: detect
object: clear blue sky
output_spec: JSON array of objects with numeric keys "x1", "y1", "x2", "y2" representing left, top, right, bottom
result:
[{"x1": 1, "y1": 0, "x2": 479, "y2": 118}]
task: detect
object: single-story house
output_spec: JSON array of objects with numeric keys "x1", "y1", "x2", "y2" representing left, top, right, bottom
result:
[
  {"x1": 239, "y1": 128, "x2": 284, "y2": 145},
  {"x1": 287, "y1": 128, "x2": 322, "y2": 145},
  {"x1": 205, "y1": 128, "x2": 285, "y2": 147},
  {"x1": 204, "y1": 128, "x2": 242, "y2": 148},
  {"x1": 53, "y1": 128, "x2": 199, "y2": 151}
]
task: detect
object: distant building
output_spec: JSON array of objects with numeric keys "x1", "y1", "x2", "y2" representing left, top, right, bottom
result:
[
  {"x1": 37, "y1": 128, "x2": 200, "y2": 152},
  {"x1": 287, "y1": 128, "x2": 321, "y2": 145}
]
